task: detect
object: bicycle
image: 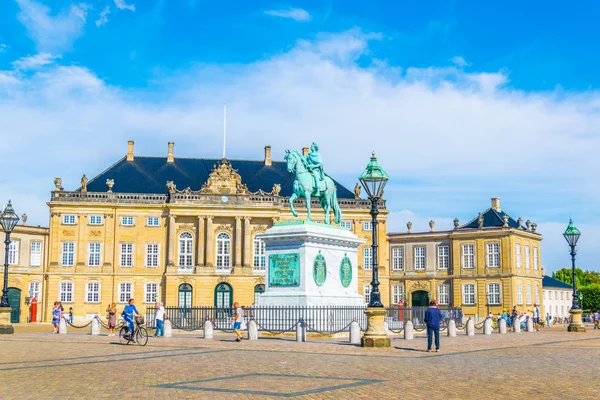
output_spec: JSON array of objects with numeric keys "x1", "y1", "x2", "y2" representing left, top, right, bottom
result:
[{"x1": 119, "y1": 316, "x2": 148, "y2": 346}]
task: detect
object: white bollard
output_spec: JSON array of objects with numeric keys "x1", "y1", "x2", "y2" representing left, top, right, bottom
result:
[
  {"x1": 90, "y1": 318, "x2": 100, "y2": 335},
  {"x1": 404, "y1": 321, "x2": 414, "y2": 340},
  {"x1": 349, "y1": 321, "x2": 361, "y2": 344},
  {"x1": 59, "y1": 318, "x2": 67, "y2": 334},
  {"x1": 466, "y1": 319, "x2": 475, "y2": 336},
  {"x1": 384, "y1": 320, "x2": 391, "y2": 335},
  {"x1": 499, "y1": 319, "x2": 507, "y2": 334},
  {"x1": 247, "y1": 320, "x2": 258, "y2": 341},
  {"x1": 447, "y1": 320, "x2": 457, "y2": 337},
  {"x1": 204, "y1": 320, "x2": 213, "y2": 339},
  {"x1": 164, "y1": 319, "x2": 173, "y2": 337},
  {"x1": 483, "y1": 318, "x2": 493, "y2": 335},
  {"x1": 513, "y1": 318, "x2": 521, "y2": 333},
  {"x1": 526, "y1": 316, "x2": 534, "y2": 333},
  {"x1": 296, "y1": 321, "x2": 306, "y2": 342}
]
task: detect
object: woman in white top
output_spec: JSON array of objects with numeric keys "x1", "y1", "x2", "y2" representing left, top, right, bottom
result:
[{"x1": 154, "y1": 301, "x2": 165, "y2": 337}]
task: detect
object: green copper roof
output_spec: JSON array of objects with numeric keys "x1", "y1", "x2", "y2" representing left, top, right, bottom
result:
[
  {"x1": 563, "y1": 219, "x2": 581, "y2": 236},
  {"x1": 359, "y1": 152, "x2": 389, "y2": 181}
]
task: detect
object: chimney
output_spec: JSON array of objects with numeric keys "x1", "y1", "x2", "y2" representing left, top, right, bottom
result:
[
  {"x1": 302, "y1": 147, "x2": 309, "y2": 156},
  {"x1": 127, "y1": 140, "x2": 134, "y2": 161},
  {"x1": 167, "y1": 142, "x2": 174, "y2": 163},
  {"x1": 264, "y1": 145, "x2": 272, "y2": 166},
  {"x1": 491, "y1": 197, "x2": 501, "y2": 212}
]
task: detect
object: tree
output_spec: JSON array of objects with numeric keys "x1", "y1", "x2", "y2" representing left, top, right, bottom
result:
[
  {"x1": 552, "y1": 268, "x2": 586, "y2": 286},
  {"x1": 580, "y1": 284, "x2": 600, "y2": 312}
]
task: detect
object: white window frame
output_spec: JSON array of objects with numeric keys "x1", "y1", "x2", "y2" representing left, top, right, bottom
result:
[
  {"x1": 145, "y1": 283, "x2": 158, "y2": 303},
  {"x1": 392, "y1": 247, "x2": 403, "y2": 271},
  {"x1": 253, "y1": 236, "x2": 266, "y2": 272},
  {"x1": 118, "y1": 282, "x2": 132, "y2": 303},
  {"x1": 59, "y1": 281, "x2": 74, "y2": 303},
  {"x1": 437, "y1": 245, "x2": 449, "y2": 270},
  {"x1": 516, "y1": 243, "x2": 522, "y2": 268},
  {"x1": 178, "y1": 232, "x2": 194, "y2": 267},
  {"x1": 89, "y1": 215, "x2": 103, "y2": 225},
  {"x1": 462, "y1": 284, "x2": 476, "y2": 305},
  {"x1": 525, "y1": 245, "x2": 530, "y2": 269},
  {"x1": 486, "y1": 242, "x2": 500, "y2": 268},
  {"x1": 30, "y1": 241, "x2": 42, "y2": 267},
  {"x1": 414, "y1": 246, "x2": 426, "y2": 270},
  {"x1": 517, "y1": 283, "x2": 523, "y2": 305},
  {"x1": 61, "y1": 242, "x2": 75, "y2": 266},
  {"x1": 363, "y1": 247, "x2": 372, "y2": 270},
  {"x1": 62, "y1": 215, "x2": 76, "y2": 225},
  {"x1": 533, "y1": 247, "x2": 539, "y2": 270},
  {"x1": 526, "y1": 283, "x2": 532, "y2": 305},
  {"x1": 363, "y1": 221, "x2": 373, "y2": 231},
  {"x1": 215, "y1": 232, "x2": 231, "y2": 271},
  {"x1": 146, "y1": 217, "x2": 160, "y2": 227},
  {"x1": 146, "y1": 243, "x2": 159, "y2": 268},
  {"x1": 120, "y1": 243, "x2": 133, "y2": 267},
  {"x1": 438, "y1": 284, "x2": 450, "y2": 305},
  {"x1": 88, "y1": 242, "x2": 101, "y2": 267},
  {"x1": 120, "y1": 216, "x2": 134, "y2": 226},
  {"x1": 8, "y1": 240, "x2": 19, "y2": 265},
  {"x1": 29, "y1": 281, "x2": 41, "y2": 301},
  {"x1": 339, "y1": 221, "x2": 352, "y2": 230},
  {"x1": 86, "y1": 281, "x2": 100, "y2": 303},
  {"x1": 363, "y1": 284, "x2": 371, "y2": 304},
  {"x1": 487, "y1": 283, "x2": 501, "y2": 305},
  {"x1": 392, "y1": 284, "x2": 405, "y2": 304},
  {"x1": 462, "y1": 244, "x2": 475, "y2": 269}
]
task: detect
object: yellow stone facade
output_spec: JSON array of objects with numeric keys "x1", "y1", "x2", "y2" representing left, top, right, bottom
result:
[{"x1": 387, "y1": 198, "x2": 543, "y2": 319}]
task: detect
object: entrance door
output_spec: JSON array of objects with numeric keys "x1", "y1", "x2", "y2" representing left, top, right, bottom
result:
[
  {"x1": 214, "y1": 283, "x2": 232, "y2": 308},
  {"x1": 178, "y1": 284, "x2": 193, "y2": 308},
  {"x1": 412, "y1": 290, "x2": 429, "y2": 307},
  {"x1": 8, "y1": 288, "x2": 21, "y2": 323}
]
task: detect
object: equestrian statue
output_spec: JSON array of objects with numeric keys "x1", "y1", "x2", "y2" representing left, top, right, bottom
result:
[{"x1": 284, "y1": 143, "x2": 342, "y2": 224}]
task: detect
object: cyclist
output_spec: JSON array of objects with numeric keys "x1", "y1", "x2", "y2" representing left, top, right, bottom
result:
[{"x1": 123, "y1": 298, "x2": 140, "y2": 340}]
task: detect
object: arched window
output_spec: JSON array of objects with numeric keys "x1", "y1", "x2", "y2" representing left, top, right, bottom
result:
[
  {"x1": 216, "y1": 232, "x2": 231, "y2": 270},
  {"x1": 253, "y1": 237, "x2": 266, "y2": 272},
  {"x1": 28, "y1": 281, "x2": 41, "y2": 301},
  {"x1": 254, "y1": 284, "x2": 265, "y2": 303},
  {"x1": 179, "y1": 232, "x2": 193, "y2": 267},
  {"x1": 214, "y1": 283, "x2": 232, "y2": 308},
  {"x1": 178, "y1": 283, "x2": 192, "y2": 308}
]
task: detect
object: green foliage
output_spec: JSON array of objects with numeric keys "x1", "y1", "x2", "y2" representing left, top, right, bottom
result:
[
  {"x1": 580, "y1": 284, "x2": 600, "y2": 312},
  {"x1": 552, "y1": 268, "x2": 585, "y2": 286}
]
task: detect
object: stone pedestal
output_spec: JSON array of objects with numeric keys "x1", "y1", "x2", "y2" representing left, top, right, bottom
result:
[
  {"x1": 0, "y1": 307, "x2": 14, "y2": 335},
  {"x1": 568, "y1": 309, "x2": 586, "y2": 332},
  {"x1": 361, "y1": 308, "x2": 391, "y2": 348}
]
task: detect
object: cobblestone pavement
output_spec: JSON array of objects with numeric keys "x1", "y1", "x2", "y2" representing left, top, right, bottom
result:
[{"x1": 1, "y1": 324, "x2": 599, "y2": 399}]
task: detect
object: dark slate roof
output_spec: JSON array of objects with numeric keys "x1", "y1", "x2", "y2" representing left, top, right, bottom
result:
[
  {"x1": 459, "y1": 207, "x2": 520, "y2": 229},
  {"x1": 84, "y1": 156, "x2": 355, "y2": 198},
  {"x1": 542, "y1": 276, "x2": 573, "y2": 289}
]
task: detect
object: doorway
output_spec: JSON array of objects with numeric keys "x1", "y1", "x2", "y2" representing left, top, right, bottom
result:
[
  {"x1": 411, "y1": 290, "x2": 430, "y2": 307},
  {"x1": 8, "y1": 287, "x2": 21, "y2": 323}
]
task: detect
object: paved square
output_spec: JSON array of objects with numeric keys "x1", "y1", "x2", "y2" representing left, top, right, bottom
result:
[{"x1": 1, "y1": 324, "x2": 599, "y2": 399}]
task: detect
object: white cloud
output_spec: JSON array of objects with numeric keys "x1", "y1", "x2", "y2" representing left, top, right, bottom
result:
[
  {"x1": 450, "y1": 55, "x2": 469, "y2": 67},
  {"x1": 265, "y1": 8, "x2": 311, "y2": 22},
  {"x1": 96, "y1": 6, "x2": 110, "y2": 27},
  {"x1": 12, "y1": 53, "x2": 61, "y2": 70},
  {"x1": 16, "y1": 0, "x2": 89, "y2": 53},
  {"x1": 114, "y1": 0, "x2": 135, "y2": 12},
  {"x1": 0, "y1": 44, "x2": 7, "y2": 53},
  {"x1": 0, "y1": 29, "x2": 599, "y2": 273}
]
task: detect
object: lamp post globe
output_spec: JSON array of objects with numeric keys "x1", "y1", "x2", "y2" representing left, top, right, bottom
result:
[
  {"x1": 563, "y1": 219, "x2": 585, "y2": 332},
  {"x1": 1, "y1": 200, "x2": 20, "y2": 308}
]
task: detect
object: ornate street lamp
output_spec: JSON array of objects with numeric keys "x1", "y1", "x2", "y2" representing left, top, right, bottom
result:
[
  {"x1": 359, "y1": 152, "x2": 390, "y2": 347},
  {"x1": 563, "y1": 219, "x2": 585, "y2": 332},
  {"x1": 0, "y1": 200, "x2": 19, "y2": 334}
]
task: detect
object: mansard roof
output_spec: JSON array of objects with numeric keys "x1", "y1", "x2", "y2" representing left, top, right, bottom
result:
[
  {"x1": 84, "y1": 156, "x2": 355, "y2": 198},
  {"x1": 542, "y1": 276, "x2": 573, "y2": 289}
]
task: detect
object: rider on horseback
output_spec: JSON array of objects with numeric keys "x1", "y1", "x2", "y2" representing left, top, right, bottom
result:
[{"x1": 304, "y1": 142, "x2": 325, "y2": 196}]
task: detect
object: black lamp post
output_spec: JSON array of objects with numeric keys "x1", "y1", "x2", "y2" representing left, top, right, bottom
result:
[
  {"x1": 563, "y1": 219, "x2": 585, "y2": 332},
  {"x1": 1, "y1": 201, "x2": 20, "y2": 308},
  {"x1": 359, "y1": 152, "x2": 389, "y2": 308}
]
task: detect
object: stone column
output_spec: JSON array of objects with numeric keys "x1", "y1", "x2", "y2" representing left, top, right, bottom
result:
[
  {"x1": 243, "y1": 217, "x2": 251, "y2": 267},
  {"x1": 167, "y1": 215, "x2": 175, "y2": 266},
  {"x1": 196, "y1": 216, "x2": 205, "y2": 266},
  {"x1": 205, "y1": 216, "x2": 213, "y2": 267},
  {"x1": 235, "y1": 216, "x2": 242, "y2": 267}
]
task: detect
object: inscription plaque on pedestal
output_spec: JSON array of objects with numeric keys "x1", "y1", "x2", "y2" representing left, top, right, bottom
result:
[{"x1": 269, "y1": 253, "x2": 300, "y2": 287}]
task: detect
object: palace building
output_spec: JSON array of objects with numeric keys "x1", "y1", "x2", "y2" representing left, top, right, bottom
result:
[
  {"x1": 387, "y1": 197, "x2": 544, "y2": 319},
  {"x1": 3, "y1": 141, "x2": 390, "y2": 323}
]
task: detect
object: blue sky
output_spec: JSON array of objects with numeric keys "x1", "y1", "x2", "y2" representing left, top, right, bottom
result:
[{"x1": 0, "y1": 0, "x2": 599, "y2": 273}]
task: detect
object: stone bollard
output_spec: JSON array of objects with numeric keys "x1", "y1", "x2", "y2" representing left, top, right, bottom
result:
[
  {"x1": 164, "y1": 319, "x2": 173, "y2": 338},
  {"x1": 247, "y1": 320, "x2": 258, "y2": 341},
  {"x1": 499, "y1": 319, "x2": 507, "y2": 334},
  {"x1": 513, "y1": 318, "x2": 521, "y2": 333},
  {"x1": 384, "y1": 320, "x2": 391, "y2": 335},
  {"x1": 59, "y1": 318, "x2": 67, "y2": 334},
  {"x1": 483, "y1": 318, "x2": 493, "y2": 335},
  {"x1": 526, "y1": 316, "x2": 534, "y2": 333},
  {"x1": 90, "y1": 318, "x2": 100, "y2": 336},
  {"x1": 404, "y1": 321, "x2": 414, "y2": 340},
  {"x1": 466, "y1": 319, "x2": 475, "y2": 336},
  {"x1": 296, "y1": 321, "x2": 306, "y2": 342},
  {"x1": 447, "y1": 320, "x2": 457, "y2": 337},
  {"x1": 204, "y1": 320, "x2": 213, "y2": 339},
  {"x1": 349, "y1": 321, "x2": 361, "y2": 344}
]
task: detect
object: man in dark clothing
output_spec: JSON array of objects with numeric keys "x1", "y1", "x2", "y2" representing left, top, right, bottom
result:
[{"x1": 424, "y1": 299, "x2": 442, "y2": 352}]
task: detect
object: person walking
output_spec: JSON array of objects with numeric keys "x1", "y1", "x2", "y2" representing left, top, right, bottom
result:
[
  {"x1": 424, "y1": 299, "x2": 442, "y2": 352},
  {"x1": 533, "y1": 304, "x2": 541, "y2": 332},
  {"x1": 546, "y1": 313, "x2": 552, "y2": 328},
  {"x1": 154, "y1": 301, "x2": 165, "y2": 337},
  {"x1": 51, "y1": 301, "x2": 62, "y2": 334},
  {"x1": 232, "y1": 302, "x2": 244, "y2": 342},
  {"x1": 68, "y1": 307, "x2": 73, "y2": 324},
  {"x1": 594, "y1": 310, "x2": 600, "y2": 329},
  {"x1": 106, "y1": 303, "x2": 117, "y2": 336}
]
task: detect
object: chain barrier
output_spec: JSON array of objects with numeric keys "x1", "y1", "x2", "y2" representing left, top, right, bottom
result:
[
  {"x1": 167, "y1": 318, "x2": 205, "y2": 332},
  {"x1": 252, "y1": 318, "x2": 301, "y2": 335},
  {"x1": 302, "y1": 319, "x2": 356, "y2": 335},
  {"x1": 62, "y1": 316, "x2": 93, "y2": 329}
]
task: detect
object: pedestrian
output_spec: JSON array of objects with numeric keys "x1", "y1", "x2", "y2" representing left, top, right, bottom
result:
[
  {"x1": 594, "y1": 310, "x2": 600, "y2": 329},
  {"x1": 232, "y1": 302, "x2": 244, "y2": 342},
  {"x1": 154, "y1": 301, "x2": 165, "y2": 337},
  {"x1": 424, "y1": 299, "x2": 442, "y2": 352},
  {"x1": 106, "y1": 303, "x2": 117, "y2": 336},
  {"x1": 533, "y1": 304, "x2": 540, "y2": 332},
  {"x1": 68, "y1": 307, "x2": 73, "y2": 324},
  {"x1": 122, "y1": 298, "x2": 140, "y2": 341},
  {"x1": 51, "y1": 301, "x2": 62, "y2": 334},
  {"x1": 546, "y1": 313, "x2": 552, "y2": 328}
]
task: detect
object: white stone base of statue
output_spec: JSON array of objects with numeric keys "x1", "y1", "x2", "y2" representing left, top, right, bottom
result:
[{"x1": 256, "y1": 221, "x2": 365, "y2": 307}]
